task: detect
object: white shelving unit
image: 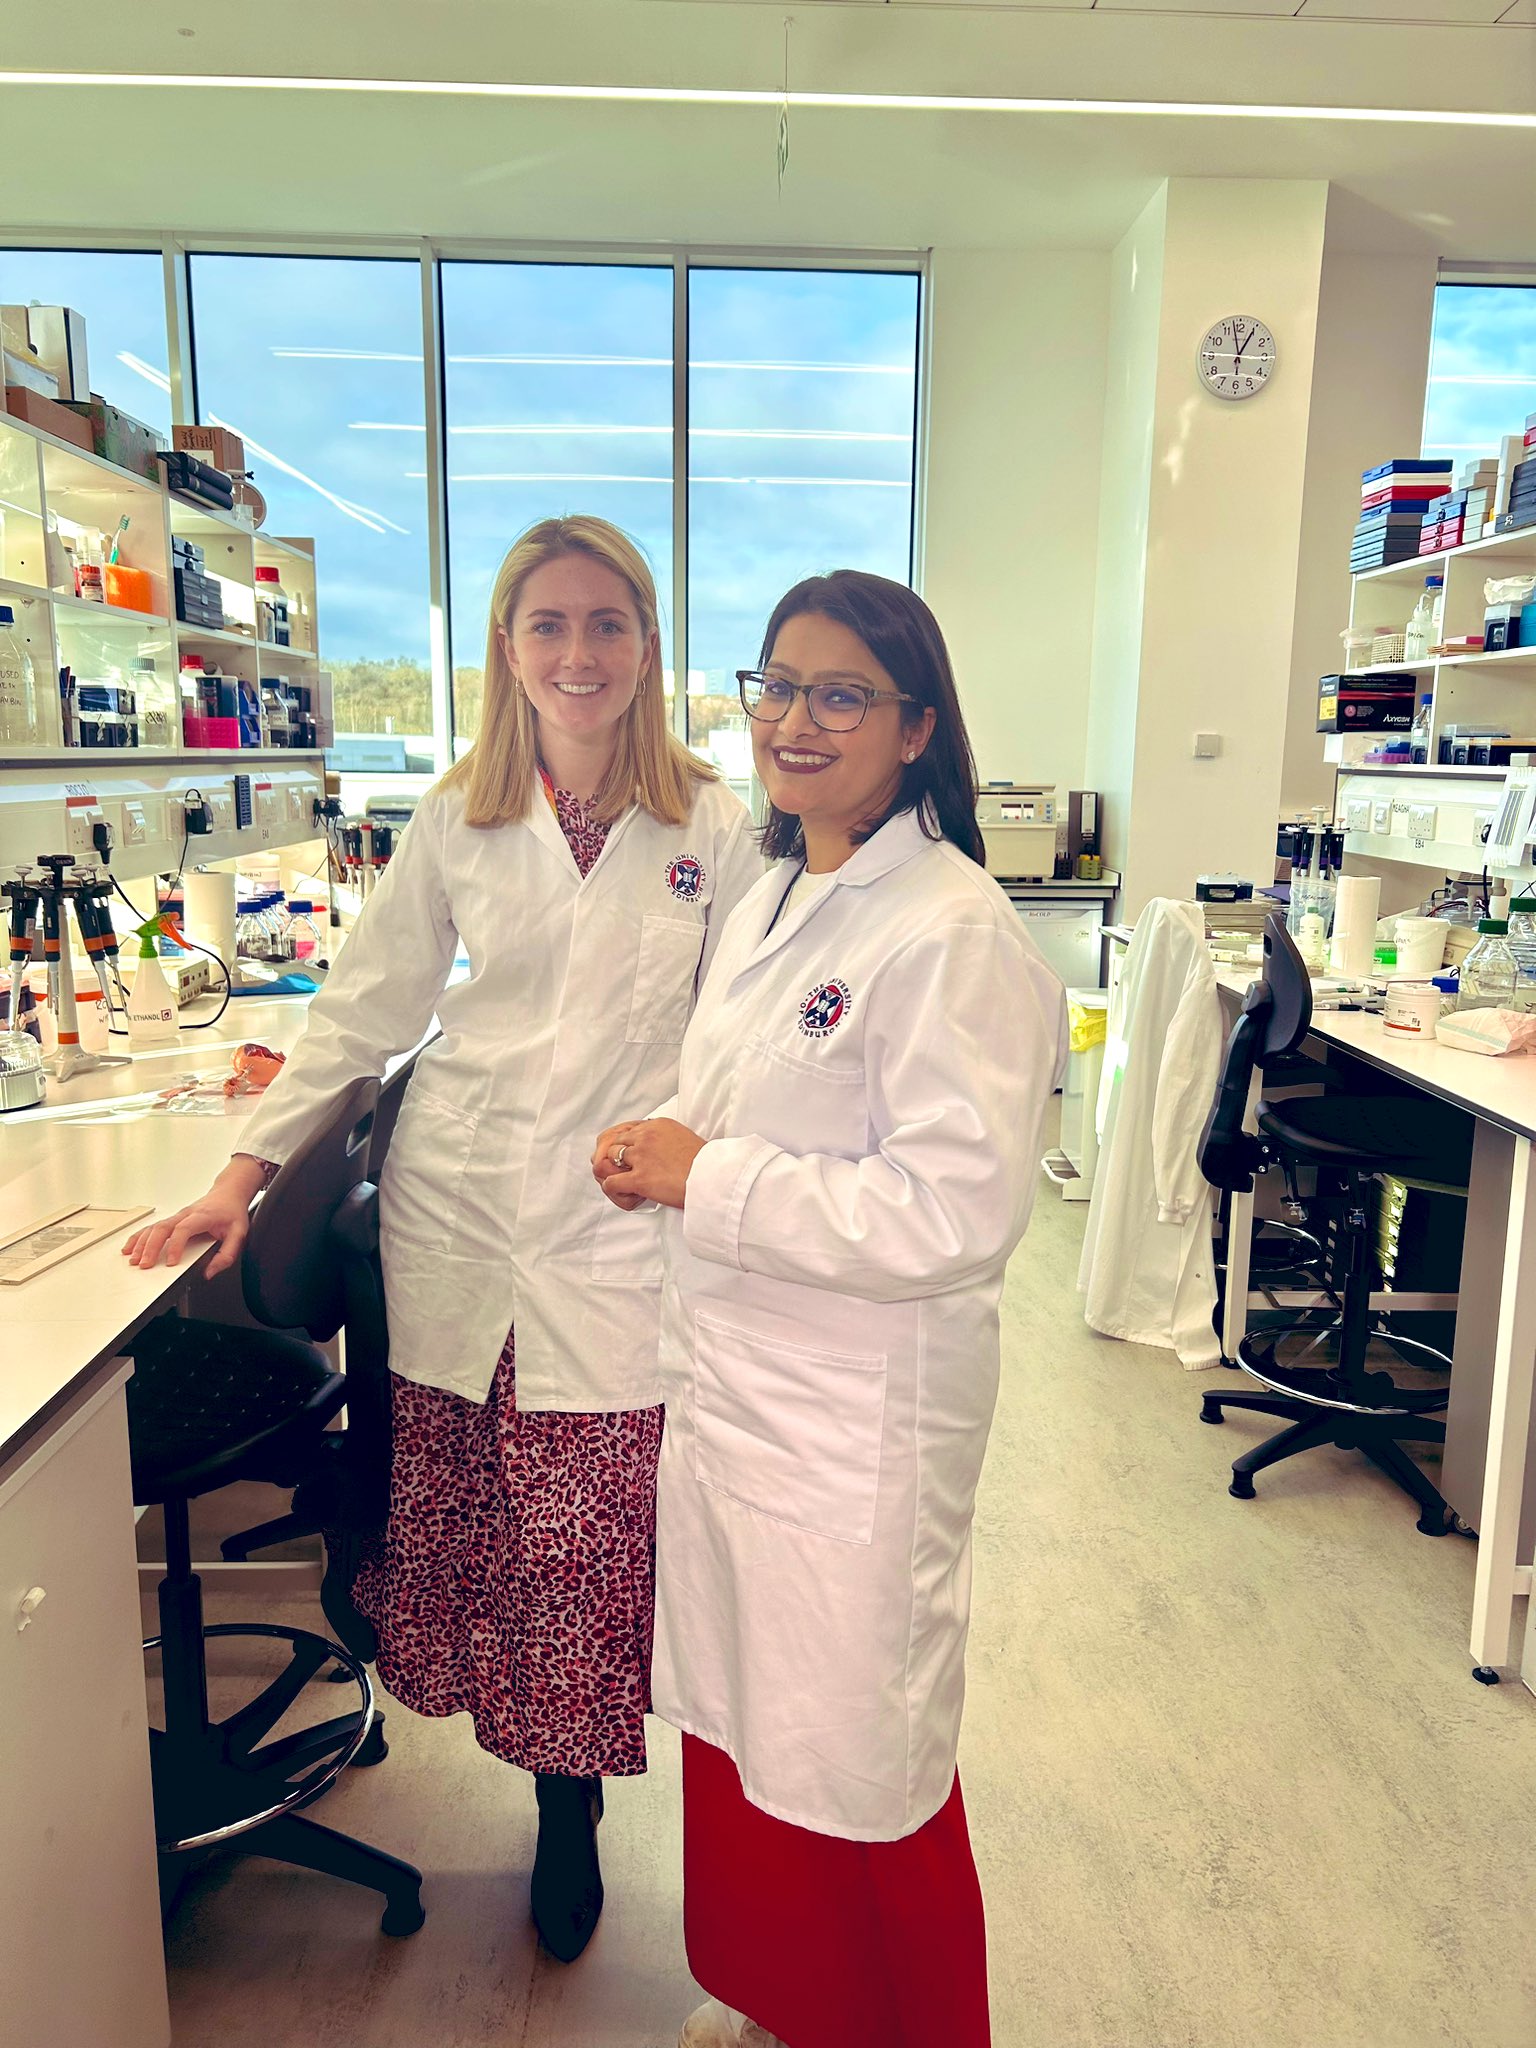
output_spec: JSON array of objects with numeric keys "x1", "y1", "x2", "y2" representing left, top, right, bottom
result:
[
  {"x1": 1334, "y1": 521, "x2": 1536, "y2": 875},
  {"x1": 0, "y1": 408, "x2": 322, "y2": 756},
  {"x1": 1345, "y1": 523, "x2": 1536, "y2": 761}
]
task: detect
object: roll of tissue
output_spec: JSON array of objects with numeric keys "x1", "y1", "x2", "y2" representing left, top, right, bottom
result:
[{"x1": 1329, "y1": 874, "x2": 1381, "y2": 978}]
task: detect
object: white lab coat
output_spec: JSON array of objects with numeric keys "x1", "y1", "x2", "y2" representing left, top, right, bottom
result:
[
  {"x1": 239, "y1": 773, "x2": 762, "y2": 1409},
  {"x1": 1078, "y1": 897, "x2": 1223, "y2": 1368},
  {"x1": 649, "y1": 807, "x2": 1067, "y2": 1840}
]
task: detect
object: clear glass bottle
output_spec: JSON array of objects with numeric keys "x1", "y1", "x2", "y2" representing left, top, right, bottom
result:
[
  {"x1": 0, "y1": 603, "x2": 39, "y2": 747},
  {"x1": 132, "y1": 656, "x2": 178, "y2": 750},
  {"x1": 1405, "y1": 575, "x2": 1445, "y2": 662},
  {"x1": 255, "y1": 565, "x2": 290, "y2": 646},
  {"x1": 1507, "y1": 896, "x2": 1536, "y2": 1010},
  {"x1": 1409, "y1": 694, "x2": 1433, "y2": 766},
  {"x1": 285, "y1": 898, "x2": 322, "y2": 962},
  {"x1": 1457, "y1": 920, "x2": 1519, "y2": 1011}
]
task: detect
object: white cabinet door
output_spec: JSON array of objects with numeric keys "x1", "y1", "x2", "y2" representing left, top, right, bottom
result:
[{"x1": 0, "y1": 1377, "x2": 170, "y2": 2048}]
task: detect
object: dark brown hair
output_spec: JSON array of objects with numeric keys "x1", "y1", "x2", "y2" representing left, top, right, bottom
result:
[{"x1": 756, "y1": 570, "x2": 985, "y2": 866}]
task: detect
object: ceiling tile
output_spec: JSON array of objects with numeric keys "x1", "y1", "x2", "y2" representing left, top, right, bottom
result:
[{"x1": 1299, "y1": 0, "x2": 1510, "y2": 19}]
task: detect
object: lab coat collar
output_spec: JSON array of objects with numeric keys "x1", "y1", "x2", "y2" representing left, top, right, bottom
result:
[
  {"x1": 740, "y1": 803, "x2": 937, "y2": 975},
  {"x1": 829, "y1": 801, "x2": 938, "y2": 889}
]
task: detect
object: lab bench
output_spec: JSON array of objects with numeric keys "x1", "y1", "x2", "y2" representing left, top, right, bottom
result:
[
  {"x1": 1105, "y1": 923, "x2": 1536, "y2": 1692},
  {"x1": 0, "y1": 990, "x2": 441, "y2": 2048}
]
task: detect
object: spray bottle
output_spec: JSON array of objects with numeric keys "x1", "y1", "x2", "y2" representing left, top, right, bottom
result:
[{"x1": 125, "y1": 915, "x2": 181, "y2": 1050}]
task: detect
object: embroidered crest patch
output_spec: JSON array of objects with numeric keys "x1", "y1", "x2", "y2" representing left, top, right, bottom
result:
[
  {"x1": 666, "y1": 854, "x2": 706, "y2": 902},
  {"x1": 798, "y1": 979, "x2": 851, "y2": 1038}
]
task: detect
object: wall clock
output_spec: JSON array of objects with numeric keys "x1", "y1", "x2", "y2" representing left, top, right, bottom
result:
[{"x1": 1198, "y1": 316, "x2": 1276, "y2": 401}]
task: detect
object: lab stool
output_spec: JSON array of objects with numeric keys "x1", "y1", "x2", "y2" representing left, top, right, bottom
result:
[
  {"x1": 1200, "y1": 915, "x2": 1472, "y2": 1532},
  {"x1": 129, "y1": 1314, "x2": 424, "y2": 1934}
]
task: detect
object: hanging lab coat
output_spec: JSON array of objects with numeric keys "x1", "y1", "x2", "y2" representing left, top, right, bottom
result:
[
  {"x1": 1077, "y1": 897, "x2": 1223, "y2": 1368},
  {"x1": 239, "y1": 773, "x2": 762, "y2": 1409},
  {"x1": 648, "y1": 806, "x2": 1067, "y2": 1841}
]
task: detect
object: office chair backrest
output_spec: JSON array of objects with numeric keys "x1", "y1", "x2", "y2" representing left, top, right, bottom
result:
[
  {"x1": 243, "y1": 1074, "x2": 380, "y2": 1342},
  {"x1": 1198, "y1": 913, "x2": 1315, "y2": 1192}
]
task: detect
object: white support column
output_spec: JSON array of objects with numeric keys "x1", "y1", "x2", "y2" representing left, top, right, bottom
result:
[
  {"x1": 419, "y1": 239, "x2": 453, "y2": 775},
  {"x1": 1470, "y1": 1135, "x2": 1536, "y2": 1676},
  {"x1": 671, "y1": 257, "x2": 690, "y2": 744}
]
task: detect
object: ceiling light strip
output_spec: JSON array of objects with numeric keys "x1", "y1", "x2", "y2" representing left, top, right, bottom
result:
[{"x1": 2, "y1": 71, "x2": 1534, "y2": 129}]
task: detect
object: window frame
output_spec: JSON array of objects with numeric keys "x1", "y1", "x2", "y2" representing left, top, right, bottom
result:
[{"x1": 0, "y1": 230, "x2": 928, "y2": 772}]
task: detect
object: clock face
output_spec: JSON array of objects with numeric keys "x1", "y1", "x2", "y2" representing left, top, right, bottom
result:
[{"x1": 1198, "y1": 316, "x2": 1276, "y2": 401}]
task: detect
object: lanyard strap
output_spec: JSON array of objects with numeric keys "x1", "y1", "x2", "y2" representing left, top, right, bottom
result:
[{"x1": 764, "y1": 862, "x2": 808, "y2": 940}]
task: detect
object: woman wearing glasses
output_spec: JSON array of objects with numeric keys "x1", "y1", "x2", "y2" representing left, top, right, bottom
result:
[{"x1": 594, "y1": 571, "x2": 1067, "y2": 2048}]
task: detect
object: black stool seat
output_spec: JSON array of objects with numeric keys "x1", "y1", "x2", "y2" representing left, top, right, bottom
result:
[
  {"x1": 1257, "y1": 1092, "x2": 1472, "y2": 1186},
  {"x1": 128, "y1": 1315, "x2": 345, "y2": 1505}
]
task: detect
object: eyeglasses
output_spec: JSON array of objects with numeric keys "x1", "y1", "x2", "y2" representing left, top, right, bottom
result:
[{"x1": 736, "y1": 670, "x2": 917, "y2": 734}]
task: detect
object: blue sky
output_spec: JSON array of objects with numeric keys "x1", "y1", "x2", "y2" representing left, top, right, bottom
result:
[
  {"x1": 3, "y1": 248, "x2": 918, "y2": 714},
  {"x1": 1421, "y1": 285, "x2": 1536, "y2": 466}
]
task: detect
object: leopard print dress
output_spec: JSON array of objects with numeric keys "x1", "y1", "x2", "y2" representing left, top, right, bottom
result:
[{"x1": 350, "y1": 785, "x2": 664, "y2": 1776}]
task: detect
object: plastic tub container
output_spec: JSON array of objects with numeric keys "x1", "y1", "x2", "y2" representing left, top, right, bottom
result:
[
  {"x1": 1395, "y1": 917, "x2": 1449, "y2": 977},
  {"x1": 104, "y1": 564, "x2": 154, "y2": 613},
  {"x1": 1340, "y1": 626, "x2": 1378, "y2": 672}
]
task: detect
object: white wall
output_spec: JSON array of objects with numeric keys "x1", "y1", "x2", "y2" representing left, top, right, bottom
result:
[{"x1": 922, "y1": 248, "x2": 1110, "y2": 794}]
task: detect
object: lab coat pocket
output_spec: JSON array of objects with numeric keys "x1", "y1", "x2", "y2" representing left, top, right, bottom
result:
[
  {"x1": 377, "y1": 1087, "x2": 478, "y2": 1254},
  {"x1": 627, "y1": 914, "x2": 705, "y2": 1045},
  {"x1": 692, "y1": 1310, "x2": 887, "y2": 1545}
]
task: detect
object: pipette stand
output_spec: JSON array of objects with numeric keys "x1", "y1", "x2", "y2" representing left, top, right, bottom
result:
[{"x1": 6, "y1": 858, "x2": 132, "y2": 1080}]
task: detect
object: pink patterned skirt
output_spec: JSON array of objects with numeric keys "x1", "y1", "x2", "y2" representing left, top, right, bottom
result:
[{"x1": 351, "y1": 1329, "x2": 664, "y2": 1776}]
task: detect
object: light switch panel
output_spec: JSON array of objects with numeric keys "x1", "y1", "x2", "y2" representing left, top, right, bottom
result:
[{"x1": 1372, "y1": 799, "x2": 1393, "y2": 834}]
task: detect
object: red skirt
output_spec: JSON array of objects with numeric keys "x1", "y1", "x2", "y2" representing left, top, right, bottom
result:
[
  {"x1": 351, "y1": 1331, "x2": 663, "y2": 1776},
  {"x1": 681, "y1": 1734, "x2": 991, "y2": 2048}
]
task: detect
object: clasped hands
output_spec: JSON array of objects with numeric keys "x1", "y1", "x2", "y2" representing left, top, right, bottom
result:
[{"x1": 591, "y1": 1118, "x2": 706, "y2": 1212}]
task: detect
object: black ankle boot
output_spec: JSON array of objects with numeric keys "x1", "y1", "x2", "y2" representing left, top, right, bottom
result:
[{"x1": 530, "y1": 1771, "x2": 605, "y2": 1962}]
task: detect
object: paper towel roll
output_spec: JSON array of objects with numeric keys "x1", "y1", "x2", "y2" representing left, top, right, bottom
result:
[
  {"x1": 1329, "y1": 874, "x2": 1381, "y2": 977},
  {"x1": 184, "y1": 868, "x2": 236, "y2": 972}
]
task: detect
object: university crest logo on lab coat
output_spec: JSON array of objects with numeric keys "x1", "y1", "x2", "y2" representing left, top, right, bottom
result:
[
  {"x1": 799, "y1": 979, "x2": 851, "y2": 1037},
  {"x1": 666, "y1": 854, "x2": 706, "y2": 901}
]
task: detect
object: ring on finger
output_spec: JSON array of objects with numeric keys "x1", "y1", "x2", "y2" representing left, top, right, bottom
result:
[{"x1": 614, "y1": 1143, "x2": 628, "y2": 1167}]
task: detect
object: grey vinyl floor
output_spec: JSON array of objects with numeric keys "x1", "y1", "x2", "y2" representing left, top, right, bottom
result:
[{"x1": 159, "y1": 1161, "x2": 1536, "y2": 2048}]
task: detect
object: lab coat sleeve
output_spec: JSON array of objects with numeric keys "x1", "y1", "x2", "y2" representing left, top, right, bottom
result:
[
  {"x1": 235, "y1": 788, "x2": 459, "y2": 1166},
  {"x1": 1148, "y1": 965, "x2": 1223, "y2": 1225},
  {"x1": 683, "y1": 921, "x2": 1067, "y2": 1300}
]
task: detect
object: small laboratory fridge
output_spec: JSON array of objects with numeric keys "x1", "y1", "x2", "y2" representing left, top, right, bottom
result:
[{"x1": 1007, "y1": 892, "x2": 1109, "y2": 990}]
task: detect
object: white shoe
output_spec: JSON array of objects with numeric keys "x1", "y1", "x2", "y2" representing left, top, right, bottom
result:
[{"x1": 678, "y1": 1998, "x2": 788, "y2": 2048}]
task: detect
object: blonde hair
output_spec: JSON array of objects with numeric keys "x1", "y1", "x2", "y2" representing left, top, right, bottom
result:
[{"x1": 442, "y1": 515, "x2": 715, "y2": 829}]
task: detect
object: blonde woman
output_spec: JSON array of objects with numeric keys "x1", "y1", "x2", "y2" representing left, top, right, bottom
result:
[{"x1": 126, "y1": 516, "x2": 761, "y2": 1960}]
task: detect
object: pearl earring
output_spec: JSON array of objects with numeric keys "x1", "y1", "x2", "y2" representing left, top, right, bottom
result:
[{"x1": 905, "y1": 751, "x2": 916, "y2": 763}]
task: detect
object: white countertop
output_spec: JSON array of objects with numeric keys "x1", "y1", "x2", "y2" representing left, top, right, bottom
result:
[
  {"x1": 0, "y1": 994, "x2": 321, "y2": 1467},
  {"x1": 1214, "y1": 964, "x2": 1536, "y2": 1140},
  {"x1": 0, "y1": 983, "x2": 447, "y2": 1470}
]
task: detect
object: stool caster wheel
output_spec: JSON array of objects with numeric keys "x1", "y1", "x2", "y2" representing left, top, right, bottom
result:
[
  {"x1": 1200, "y1": 1399, "x2": 1226, "y2": 1425},
  {"x1": 381, "y1": 1887, "x2": 426, "y2": 1937},
  {"x1": 352, "y1": 1714, "x2": 389, "y2": 1767},
  {"x1": 1452, "y1": 1515, "x2": 1477, "y2": 1538},
  {"x1": 1228, "y1": 1473, "x2": 1256, "y2": 1500},
  {"x1": 1472, "y1": 1666, "x2": 1502, "y2": 1686}
]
